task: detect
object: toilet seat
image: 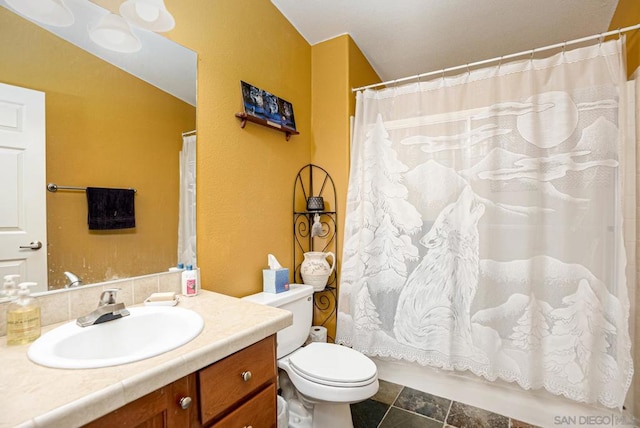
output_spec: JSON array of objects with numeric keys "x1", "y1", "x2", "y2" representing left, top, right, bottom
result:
[{"x1": 288, "y1": 343, "x2": 377, "y2": 388}]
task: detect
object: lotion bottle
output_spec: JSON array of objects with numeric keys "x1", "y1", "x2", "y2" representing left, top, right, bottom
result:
[
  {"x1": 6, "y1": 282, "x2": 41, "y2": 346},
  {"x1": 181, "y1": 265, "x2": 198, "y2": 297}
]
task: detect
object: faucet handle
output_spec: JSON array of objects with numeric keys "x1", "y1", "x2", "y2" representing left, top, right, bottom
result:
[{"x1": 99, "y1": 288, "x2": 120, "y2": 305}]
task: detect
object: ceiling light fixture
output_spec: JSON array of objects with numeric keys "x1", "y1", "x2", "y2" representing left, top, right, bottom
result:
[
  {"x1": 119, "y1": 0, "x2": 175, "y2": 33},
  {"x1": 5, "y1": 0, "x2": 74, "y2": 27},
  {"x1": 89, "y1": 13, "x2": 142, "y2": 53}
]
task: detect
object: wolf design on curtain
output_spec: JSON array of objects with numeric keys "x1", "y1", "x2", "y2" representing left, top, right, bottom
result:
[{"x1": 336, "y1": 40, "x2": 633, "y2": 408}]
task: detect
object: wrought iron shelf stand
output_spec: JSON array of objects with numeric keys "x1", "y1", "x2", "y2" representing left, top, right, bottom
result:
[{"x1": 293, "y1": 164, "x2": 338, "y2": 342}]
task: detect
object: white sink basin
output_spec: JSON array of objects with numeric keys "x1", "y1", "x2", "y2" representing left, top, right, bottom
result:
[{"x1": 28, "y1": 306, "x2": 204, "y2": 369}]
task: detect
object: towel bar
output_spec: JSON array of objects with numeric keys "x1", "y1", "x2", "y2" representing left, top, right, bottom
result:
[{"x1": 47, "y1": 183, "x2": 137, "y2": 193}]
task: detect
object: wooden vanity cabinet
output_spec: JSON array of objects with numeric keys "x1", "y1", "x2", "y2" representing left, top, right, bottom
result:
[
  {"x1": 83, "y1": 373, "x2": 198, "y2": 428},
  {"x1": 83, "y1": 335, "x2": 277, "y2": 428},
  {"x1": 199, "y1": 335, "x2": 277, "y2": 427}
]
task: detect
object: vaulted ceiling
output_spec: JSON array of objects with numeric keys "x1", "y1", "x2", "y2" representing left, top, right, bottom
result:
[{"x1": 271, "y1": 0, "x2": 620, "y2": 82}]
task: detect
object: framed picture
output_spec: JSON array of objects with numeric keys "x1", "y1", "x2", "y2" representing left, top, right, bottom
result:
[
  {"x1": 240, "y1": 81, "x2": 297, "y2": 132},
  {"x1": 241, "y1": 81, "x2": 267, "y2": 120},
  {"x1": 277, "y1": 96, "x2": 296, "y2": 131}
]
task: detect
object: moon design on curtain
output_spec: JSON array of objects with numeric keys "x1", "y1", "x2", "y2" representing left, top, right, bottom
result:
[{"x1": 336, "y1": 40, "x2": 633, "y2": 409}]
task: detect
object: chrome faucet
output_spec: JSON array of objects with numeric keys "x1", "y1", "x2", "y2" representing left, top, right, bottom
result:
[
  {"x1": 64, "y1": 271, "x2": 82, "y2": 288},
  {"x1": 76, "y1": 288, "x2": 130, "y2": 327}
]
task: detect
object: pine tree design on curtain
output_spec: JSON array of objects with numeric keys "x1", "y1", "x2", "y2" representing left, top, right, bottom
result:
[{"x1": 342, "y1": 117, "x2": 421, "y2": 331}]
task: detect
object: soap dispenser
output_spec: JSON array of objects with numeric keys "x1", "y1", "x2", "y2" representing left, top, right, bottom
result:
[
  {"x1": 6, "y1": 282, "x2": 41, "y2": 346},
  {"x1": 1, "y1": 274, "x2": 20, "y2": 302}
]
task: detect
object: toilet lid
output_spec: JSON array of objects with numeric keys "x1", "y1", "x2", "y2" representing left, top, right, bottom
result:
[{"x1": 288, "y1": 343, "x2": 377, "y2": 387}]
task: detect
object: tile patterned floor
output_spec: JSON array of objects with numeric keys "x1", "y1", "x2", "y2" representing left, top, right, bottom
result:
[{"x1": 351, "y1": 380, "x2": 539, "y2": 428}]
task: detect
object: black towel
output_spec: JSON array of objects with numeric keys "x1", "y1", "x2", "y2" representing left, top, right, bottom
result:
[{"x1": 86, "y1": 187, "x2": 136, "y2": 230}]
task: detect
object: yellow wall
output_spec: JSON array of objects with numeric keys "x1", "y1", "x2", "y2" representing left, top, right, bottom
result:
[
  {"x1": 0, "y1": 8, "x2": 196, "y2": 288},
  {"x1": 609, "y1": 0, "x2": 640, "y2": 76},
  {"x1": 308, "y1": 35, "x2": 380, "y2": 340},
  {"x1": 166, "y1": 0, "x2": 311, "y2": 298},
  {"x1": 311, "y1": 35, "x2": 350, "y2": 242}
]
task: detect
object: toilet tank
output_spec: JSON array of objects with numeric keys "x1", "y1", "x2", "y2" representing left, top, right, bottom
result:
[{"x1": 242, "y1": 284, "x2": 314, "y2": 358}]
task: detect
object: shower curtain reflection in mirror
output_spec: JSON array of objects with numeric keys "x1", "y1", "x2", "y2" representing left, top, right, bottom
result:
[
  {"x1": 178, "y1": 133, "x2": 197, "y2": 267},
  {"x1": 337, "y1": 39, "x2": 634, "y2": 409}
]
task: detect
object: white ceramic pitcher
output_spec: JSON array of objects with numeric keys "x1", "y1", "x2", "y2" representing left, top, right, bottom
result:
[{"x1": 300, "y1": 251, "x2": 335, "y2": 291}]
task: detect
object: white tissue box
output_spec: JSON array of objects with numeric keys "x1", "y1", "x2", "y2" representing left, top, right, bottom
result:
[{"x1": 263, "y1": 268, "x2": 290, "y2": 293}]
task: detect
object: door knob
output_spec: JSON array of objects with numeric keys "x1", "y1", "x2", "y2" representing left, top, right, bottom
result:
[{"x1": 19, "y1": 241, "x2": 42, "y2": 250}]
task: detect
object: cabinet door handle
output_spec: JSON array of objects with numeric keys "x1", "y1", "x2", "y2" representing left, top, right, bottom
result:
[
  {"x1": 241, "y1": 371, "x2": 252, "y2": 382},
  {"x1": 178, "y1": 396, "x2": 192, "y2": 410}
]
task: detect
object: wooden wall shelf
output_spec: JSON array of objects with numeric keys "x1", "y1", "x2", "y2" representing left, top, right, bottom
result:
[{"x1": 235, "y1": 112, "x2": 299, "y2": 141}]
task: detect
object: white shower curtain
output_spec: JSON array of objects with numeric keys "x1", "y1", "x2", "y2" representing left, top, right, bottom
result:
[
  {"x1": 336, "y1": 39, "x2": 634, "y2": 409},
  {"x1": 178, "y1": 134, "x2": 196, "y2": 267}
]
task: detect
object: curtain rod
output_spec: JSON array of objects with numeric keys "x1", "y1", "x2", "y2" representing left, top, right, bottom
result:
[
  {"x1": 182, "y1": 130, "x2": 196, "y2": 137},
  {"x1": 352, "y1": 23, "x2": 640, "y2": 92}
]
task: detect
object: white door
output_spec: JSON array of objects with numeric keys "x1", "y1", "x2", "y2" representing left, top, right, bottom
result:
[{"x1": 0, "y1": 82, "x2": 47, "y2": 293}]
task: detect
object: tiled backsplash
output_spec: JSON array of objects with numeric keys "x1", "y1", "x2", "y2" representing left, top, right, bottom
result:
[{"x1": 0, "y1": 271, "x2": 182, "y2": 337}]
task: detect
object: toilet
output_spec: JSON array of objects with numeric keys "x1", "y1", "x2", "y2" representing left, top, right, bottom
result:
[{"x1": 243, "y1": 284, "x2": 378, "y2": 428}]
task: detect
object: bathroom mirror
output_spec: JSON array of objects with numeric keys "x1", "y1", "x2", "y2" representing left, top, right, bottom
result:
[{"x1": 0, "y1": 3, "x2": 197, "y2": 291}]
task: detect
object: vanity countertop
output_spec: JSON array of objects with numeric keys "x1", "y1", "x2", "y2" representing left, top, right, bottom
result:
[{"x1": 0, "y1": 290, "x2": 292, "y2": 428}]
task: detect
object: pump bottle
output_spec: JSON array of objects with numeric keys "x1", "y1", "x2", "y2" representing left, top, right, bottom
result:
[
  {"x1": 1, "y1": 274, "x2": 20, "y2": 302},
  {"x1": 6, "y1": 282, "x2": 41, "y2": 346}
]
